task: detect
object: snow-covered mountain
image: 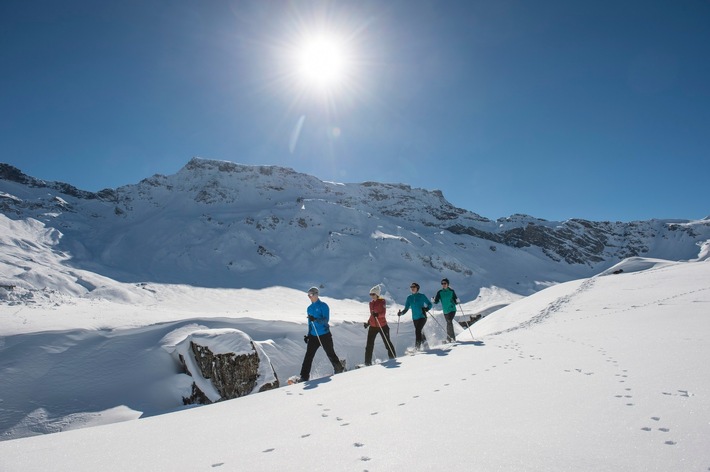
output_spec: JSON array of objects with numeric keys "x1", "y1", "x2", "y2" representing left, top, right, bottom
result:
[{"x1": 1, "y1": 158, "x2": 708, "y2": 304}]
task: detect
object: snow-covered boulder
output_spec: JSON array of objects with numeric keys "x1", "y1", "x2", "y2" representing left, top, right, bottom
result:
[{"x1": 174, "y1": 328, "x2": 279, "y2": 404}]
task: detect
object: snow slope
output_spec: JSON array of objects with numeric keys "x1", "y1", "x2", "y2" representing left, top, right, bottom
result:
[{"x1": 1, "y1": 258, "x2": 708, "y2": 471}]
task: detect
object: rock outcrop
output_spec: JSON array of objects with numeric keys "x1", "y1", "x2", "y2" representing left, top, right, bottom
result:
[{"x1": 174, "y1": 328, "x2": 279, "y2": 405}]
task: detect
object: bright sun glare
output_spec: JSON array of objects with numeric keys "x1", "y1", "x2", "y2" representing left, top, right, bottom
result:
[{"x1": 296, "y1": 34, "x2": 349, "y2": 91}]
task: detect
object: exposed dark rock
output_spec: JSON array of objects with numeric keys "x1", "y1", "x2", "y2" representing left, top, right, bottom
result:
[{"x1": 176, "y1": 329, "x2": 279, "y2": 405}]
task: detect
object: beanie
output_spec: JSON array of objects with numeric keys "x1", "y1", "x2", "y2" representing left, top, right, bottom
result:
[{"x1": 369, "y1": 284, "x2": 381, "y2": 296}]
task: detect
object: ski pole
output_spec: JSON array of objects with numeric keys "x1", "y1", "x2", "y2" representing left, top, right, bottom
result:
[
  {"x1": 457, "y1": 303, "x2": 475, "y2": 341},
  {"x1": 374, "y1": 315, "x2": 396, "y2": 359},
  {"x1": 427, "y1": 310, "x2": 450, "y2": 338},
  {"x1": 309, "y1": 320, "x2": 323, "y2": 346}
]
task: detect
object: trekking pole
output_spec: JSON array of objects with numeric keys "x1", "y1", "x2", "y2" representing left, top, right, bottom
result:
[
  {"x1": 396, "y1": 308, "x2": 400, "y2": 341},
  {"x1": 457, "y1": 303, "x2": 475, "y2": 341},
  {"x1": 309, "y1": 320, "x2": 323, "y2": 346},
  {"x1": 374, "y1": 315, "x2": 396, "y2": 359},
  {"x1": 426, "y1": 310, "x2": 450, "y2": 338}
]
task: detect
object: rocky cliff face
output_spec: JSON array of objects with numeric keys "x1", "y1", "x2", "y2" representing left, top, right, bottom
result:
[{"x1": 1, "y1": 158, "x2": 708, "y2": 300}]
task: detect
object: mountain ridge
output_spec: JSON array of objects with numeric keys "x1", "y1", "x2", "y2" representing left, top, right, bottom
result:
[{"x1": 1, "y1": 158, "x2": 708, "y2": 301}]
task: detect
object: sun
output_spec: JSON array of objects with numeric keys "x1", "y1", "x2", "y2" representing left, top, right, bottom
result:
[{"x1": 295, "y1": 34, "x2": 350, "y2": 91}]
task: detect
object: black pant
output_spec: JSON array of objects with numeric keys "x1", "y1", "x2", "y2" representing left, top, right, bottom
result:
[
  {"x1": 444, "y1": 312, "x2": 456, "y2": 341},
  {"x1": 413, "y1": 317, "x2": 428, "y2": 349},
  {"x1": 364, "y1": 325, "x2": 396, "y2": 365},
  {"x1": 300, "y1": 332, "x2": 343, "y2": 381}
]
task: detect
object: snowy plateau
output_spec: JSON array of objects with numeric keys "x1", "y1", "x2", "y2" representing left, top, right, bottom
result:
[{"x1": 0, "y1": 158, "x2": 709, "y2": 471}]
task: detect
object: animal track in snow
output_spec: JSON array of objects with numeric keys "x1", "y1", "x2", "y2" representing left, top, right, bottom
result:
[
  {"x1": 565, "y1": 368, "x2": 594, "y2": 376},
  {"x1": 641, "y1": 417, "x2": 678, "y2": 445},
  {"x1": 662, "y1": 390, "x2": 693, "y2": 397}
]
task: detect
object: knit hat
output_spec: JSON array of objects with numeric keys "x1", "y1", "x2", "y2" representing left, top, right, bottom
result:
[{"x1": 369, "y1": 285, "x2": 381, "y2": 296}]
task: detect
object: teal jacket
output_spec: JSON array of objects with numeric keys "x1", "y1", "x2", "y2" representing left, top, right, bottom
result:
[
  {"x1": 401, "y1": 292, "x2": 433, "y2": 320},
  {"x1": 434, "y1": 288, "x2": 458, "y2": 314}
]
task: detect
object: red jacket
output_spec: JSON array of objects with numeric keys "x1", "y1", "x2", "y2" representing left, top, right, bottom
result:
[{"x1": 368, "y1": 298, "x2": 387, "y2": 327}]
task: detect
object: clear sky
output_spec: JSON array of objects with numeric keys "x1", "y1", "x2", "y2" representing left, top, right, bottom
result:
[{"x1": 1, "y1": 0, "x2": 709, "y2": 222}]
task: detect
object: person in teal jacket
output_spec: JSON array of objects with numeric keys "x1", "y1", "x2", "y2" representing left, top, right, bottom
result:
[
  {"x1": 397, "y1": 282, "x2": 433, "y2": 350},
  {"x1": 433, "y1": 278, "x2": 459, "y2": 343}
]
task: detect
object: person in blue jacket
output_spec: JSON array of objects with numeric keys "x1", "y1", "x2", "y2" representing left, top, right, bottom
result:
[
  {"x1": 397, "y1": 282, "x2": 433, "y2": 350},
  {"x1": 298, "y1": 286, "x2": 345, "y2": 381}
]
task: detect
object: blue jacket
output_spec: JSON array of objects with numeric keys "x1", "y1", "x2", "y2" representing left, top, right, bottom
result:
[
  {"x1": 307, "y1": 299, "x2": 331, "y2": 336},
  {"x1": 401, "y1": 292, "x2": 432, "y2": 320}
]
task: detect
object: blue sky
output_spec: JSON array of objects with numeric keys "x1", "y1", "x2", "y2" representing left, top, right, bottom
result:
[{"x1": 1, "y1": 0, "x2": 709, "y2": 222}]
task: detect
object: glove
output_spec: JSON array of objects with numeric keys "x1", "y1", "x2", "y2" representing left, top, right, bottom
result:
[
  {"x1": 397, "y1": 310, "x2": 403, "y2": 316},
  {"x1": 363, "y1": 322, "x2": 369, "y2": 329},
  {"x1": 303, "y1": 335, "x2": 309, "y2": 344},
  {"x1": 307, "y1": 315, "x2": 316, "y2": 322}
]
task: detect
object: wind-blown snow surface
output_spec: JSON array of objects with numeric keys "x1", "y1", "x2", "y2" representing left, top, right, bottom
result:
[{"x1": 1, "y1": 258, "x2": 709, "y2": 471}]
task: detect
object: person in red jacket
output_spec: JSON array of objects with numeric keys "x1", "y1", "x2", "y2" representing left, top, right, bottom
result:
[{"x1": 364, "y1": 284, "x2": 396, "y2": 365}]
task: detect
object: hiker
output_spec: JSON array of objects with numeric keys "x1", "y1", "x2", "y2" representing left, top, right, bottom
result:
[
  {"x1": 433, "y1": 278, "x2": 459, "y2": 343},
  {"x1": 298, "y1": 287, "x2": 345, "y2": 381},
  {"x1": 397, "y1": 282, "x2": 432, "y2": 350},
  {"x1": 364, "y1": 284, "x2": 396, "y2": 365}
]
